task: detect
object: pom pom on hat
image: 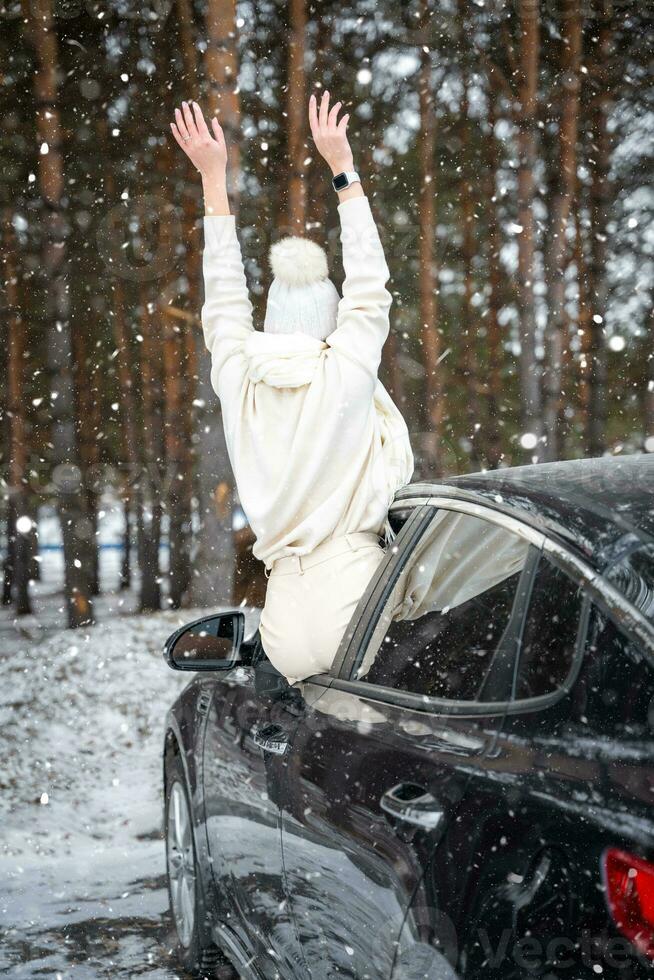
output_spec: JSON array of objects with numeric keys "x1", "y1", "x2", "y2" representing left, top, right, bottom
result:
[
  {"x1": 264, "y1": 234, "x2": 339, "y2": 341},
  {"x1": 269, "y1": 236, "x2": 329, "y2": 287}
]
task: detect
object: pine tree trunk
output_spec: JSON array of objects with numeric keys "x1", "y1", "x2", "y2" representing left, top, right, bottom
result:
[
  {"x1": 485, "y1": 97, "x2": 504, "y2": 470},
  {"x1": 458, "y1": 64, "x2": 482, "y2": 469},
  {"x1": 3, "y1": 506, "x2": 16, "y2": 608},
  {"x1": 418, "y1": 3, "x2": 444, "y2": 478},
  {"x1": 27, "y1": 495, "x2": 40, "y2": 582},
  {"x1": 175, "y1": 0, "x2": 198, "y2": 87},
  {"x1": 287, "y1": 0, "x2": 307, "y2": 233},
  {"x1": 205, "y1": 0, "x2": 241, "y2": 205},
  {"x1": 111, "y1": 275, "x2": 141, "y2": 592},
  {"x1": 4, "y1": 212, "x2": 31, "y2": 614},
  {"x1": 543, "y1": 0, "x2": 582, "y2": 461},
  {"x1": 71, "y1": 320, "x2": 101, "y2": 594},
  {"x1": 99, "y1": 124, "x2": 141, "y2": 597},
  {"x1": 587, "y1": 0, "x2": 612, "y2": 457},
  {"x1": 189, "y1": 0, "x2": 241, "y2": 607},
  {"x1": 173, "y1": 0, "x2": 206, "y2": 602},
  {"x1": 516, "y1": 0, "x2": 542, "y2": 450},
  {"x1": 308, "y1": 11, "x2": 329, "y2": 236},
  {"x1": 24, "y1": 0, "x2": 93, "y2": 627},
  {"x1": 575, "y1": 201, "x2": 593, "y2": 447},
  {"x1": 163, "y1": 316, "x2": 193, "y2": 608},
  {"x1": 120, "y1": 494, "x2": 132, "y2": 591},
  {"x1": 156, "y1": 111, "x2": 194, "y2": 609},
  {"x1": 138, "y1": 285, "x2": 164, "y2": 612}
]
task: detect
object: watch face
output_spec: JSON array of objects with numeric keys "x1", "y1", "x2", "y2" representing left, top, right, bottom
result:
[{"x1": 333, "y1": 173, "x2": 349, "y2": 191}]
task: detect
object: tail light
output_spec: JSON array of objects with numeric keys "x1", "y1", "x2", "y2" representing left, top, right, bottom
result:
[{"x1": 602, "y1": 847, "x2": 654, "y2": 960}]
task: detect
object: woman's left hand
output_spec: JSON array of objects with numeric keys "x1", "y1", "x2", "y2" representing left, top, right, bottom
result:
[
  {"x1": 170, "y1": 101, "x2": 227, "y2": 178},
  {"x1": 309, "y1": 91, "x2": 354, "y2": 176}
]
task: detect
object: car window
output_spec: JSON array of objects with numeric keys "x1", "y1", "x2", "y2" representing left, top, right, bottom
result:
[
  {"x1": 513, "y1": 557, "x2": 585, "y2": 701},
  {"x1": 352, "y1": 509, "x2": 532, "y2": 701},
  {"x1": 572, "y1": 606, "x2": 654, "y2": 741}
]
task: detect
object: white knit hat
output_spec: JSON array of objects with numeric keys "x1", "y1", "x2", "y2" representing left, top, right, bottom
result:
[{"x1": 264, "y1": 237, "x2": 340, "y2": 342}]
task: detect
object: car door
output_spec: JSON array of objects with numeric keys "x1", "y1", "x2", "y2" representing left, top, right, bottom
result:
[
  {"x1": 466, "y1": 558, "x2": 654, "y2": 980},
  {"x1": 203, "y1": 657, "x2": 308, "y2": 978},
  {"x1": 200, "y1": 507, "x2": 424, "y2": 978},
  {"x1": 277, "y1": 503, "x2": 545, "y2": 980}
]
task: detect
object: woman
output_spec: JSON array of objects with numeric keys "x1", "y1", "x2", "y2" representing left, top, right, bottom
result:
[{"x1": 170, "y1": 91, "x2": 414, "y2": 685}]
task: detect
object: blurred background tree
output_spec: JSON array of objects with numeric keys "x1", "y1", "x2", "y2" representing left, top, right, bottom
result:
[{"x1": 0, "y1": 0, "x2": 652, "y2": 625}]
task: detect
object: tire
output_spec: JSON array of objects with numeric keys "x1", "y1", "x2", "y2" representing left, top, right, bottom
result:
[{"x1": 164, "y1": 753, "x2": 235, "y2": 979}]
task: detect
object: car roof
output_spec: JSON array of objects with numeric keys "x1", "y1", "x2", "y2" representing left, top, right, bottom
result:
[{"x1": 395, "y1": 454, "x2": 654, "y2": 576}]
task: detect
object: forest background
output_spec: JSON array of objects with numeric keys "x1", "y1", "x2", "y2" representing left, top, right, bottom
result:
[{"x1": 1, "y1": 0, "x2": 652, "y2": 627}]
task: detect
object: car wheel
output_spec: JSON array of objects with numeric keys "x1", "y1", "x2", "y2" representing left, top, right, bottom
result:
[{"x1": 165, "y1": 754, "x2": 235, "y2": 978}]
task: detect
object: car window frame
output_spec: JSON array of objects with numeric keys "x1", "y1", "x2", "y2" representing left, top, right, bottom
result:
[
  {"x1": 332, "y1": 501, "x2": 546, "y2": 716},
  {"x1": 508, "y1": 551, "x2": 592, "y2": 712},
  {"x1": 329, "y1": 498, "x2": 610, "y2": 717}
]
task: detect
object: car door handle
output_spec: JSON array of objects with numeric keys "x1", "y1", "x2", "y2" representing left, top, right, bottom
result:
[
  {"x1": 380, "y1": 782, "x2": 444, "y2": 831},
  {"x1": 251, "y1": 723, "x2": 289, "y2": 756},
  {"x1": 423, "y1": 730, "x2": 488, "y2": 757}
]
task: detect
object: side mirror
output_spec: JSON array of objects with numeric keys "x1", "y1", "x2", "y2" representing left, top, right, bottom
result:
[{"x1": 164, "y1": 611, "x2": 245, "y2": 671}]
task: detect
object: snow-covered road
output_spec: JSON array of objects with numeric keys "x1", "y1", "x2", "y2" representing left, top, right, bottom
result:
[{"x1": 0, "y1": 609, "x2": 218, "y2": 978}]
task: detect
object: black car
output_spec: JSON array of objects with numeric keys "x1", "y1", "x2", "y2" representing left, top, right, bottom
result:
[{"x1": 162, "y1": 455, "x2": 654, "y2": 980}]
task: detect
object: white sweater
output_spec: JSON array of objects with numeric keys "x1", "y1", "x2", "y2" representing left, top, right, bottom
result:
[{"x1": 201, "y1": 195, "x2": 415, "y2": 572}]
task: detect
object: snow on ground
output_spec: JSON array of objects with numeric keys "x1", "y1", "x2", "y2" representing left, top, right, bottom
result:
[{"x1": 0, "y1": 606, "x2": 251, "y2": 978}]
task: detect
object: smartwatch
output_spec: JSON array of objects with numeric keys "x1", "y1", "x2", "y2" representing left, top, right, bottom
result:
[{"x1": 332, "y1": 170, "x2": 361, "y2": 193}]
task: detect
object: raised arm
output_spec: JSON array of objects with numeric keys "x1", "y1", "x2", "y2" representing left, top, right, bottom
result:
[
  {"x1": 309, "y1": 91, "x2": 392, "y2": 382},
  {"x1": 170, "y1": 100, "x2": 253, "y2": 396},
  {"x1": 200, "y1": 212, "x2": 254, "y2": 348}
]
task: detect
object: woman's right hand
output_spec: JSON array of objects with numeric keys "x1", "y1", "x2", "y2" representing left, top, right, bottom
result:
[
  {"x1": 309, "y1": 91, "x2": 354, "y2": 176},
  {"x1": 170, "y1": 101, "x2": 227, "y2": 179}
]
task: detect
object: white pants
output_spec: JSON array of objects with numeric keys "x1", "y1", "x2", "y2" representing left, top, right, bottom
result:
[{"x1": 259, "y1": 531, "x2": 386, "y2": 685}]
